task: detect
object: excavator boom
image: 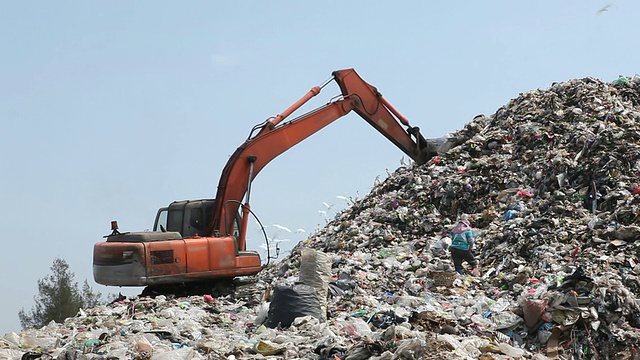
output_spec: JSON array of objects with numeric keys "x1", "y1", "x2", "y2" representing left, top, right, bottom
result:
[{"x1": 210, "y1": 68, "x2": 431, "y2": 239}]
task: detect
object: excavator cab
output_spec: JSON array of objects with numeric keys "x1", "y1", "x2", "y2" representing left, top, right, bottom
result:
[
  {"x1": 154, "y1": 199, "x2": 217, "y2": 238},
  {"x1": 154, "y1": 199, "x2": 241, "y2": 239}
]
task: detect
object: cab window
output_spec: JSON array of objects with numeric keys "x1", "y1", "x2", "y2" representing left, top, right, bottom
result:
[
  {"x1": 234, "y1": 216, "x2": 241, "y2": 238},
  {"x1": 189, "y1": 207, "x2": 204, "y2": 232},
  {"x1": 154, "y1": 208, "x2": 168, "y2": 232},
  {"x1": 167, "y1": 209, "x2": 183, "y2": 233}
]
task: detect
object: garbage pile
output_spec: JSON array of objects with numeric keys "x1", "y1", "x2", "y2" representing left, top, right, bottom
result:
[
  {"x1": 4, "y1": 75, "x2": 640, "y2": 359},
  {"x1": 264, "y1": 74, "x2": 640, "y2": 358}
]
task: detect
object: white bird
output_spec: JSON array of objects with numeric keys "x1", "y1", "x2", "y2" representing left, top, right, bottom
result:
[
  {"x1": 259, "y1": 243, "x2": 277, "y2": 250},
  {"x1": 270, "y1": 224, "x2": 292, "y2": 232},
  {"x1": 400, "y1": 155, "x2": 411, "y2": 167},
  {"x1": 261, "y1": 235, "x2": 289, "y2": 247},
  {"x1": 336, "y1": 195, "x2": 349, "y2": 201},
  {"x1": 596, "y1": 4, "x2": 611, "y2": 14},
  {"x1": 318, "y1": 210, "x2": 327, "y2": 217},
  {"x1": 373, "y1": 175, "x2": 382, "y2": 187},
  {"x1": 295, "y1": 228, "x2": 306, "y2": 233},
  {"x1": 322, "y1": 201, "x2": 334, "y2": 210}
]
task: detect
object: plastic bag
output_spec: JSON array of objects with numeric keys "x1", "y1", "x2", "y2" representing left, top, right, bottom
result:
[
  {"x1": 340, "y1": 318, "x2": 373, "y2": 339},
  {"x1": 491, "y1": 311, "x2": 523, "y2": 330},
  {"x1": 131, "y1": 334, "x2": 154, "y2": 358},
  {"x1": 299, "y1": 248, "x2": 332, "y2": 320},
  {"x1": 393, "y1": 338, "x2": 427, "y2": 359},
  {"x1": 265, "y1": 283, "x2": 323, "y2": 328},
  {"x1": 57, "y1": 349, "x2": 89, "y2": 360},
  {"x1": 369, "y1": 310, "x2": 406, "y2": 329},
  {"x1": 151, "y1": 347, "x2": 203, "y2": 360},
  {"x1": 523, "y1": 299, "x2": 547, "y2": 327},
  {"x1": 254, "y1": 302, "x2": 270, "y2": 325},
  {"x1": 498, "y1": 342, "x2": 525, "y2": 357}
]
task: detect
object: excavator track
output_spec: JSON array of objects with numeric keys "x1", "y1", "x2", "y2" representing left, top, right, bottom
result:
[{"x1": 139, "y1": 276, "x2": 261, "y2": 301}]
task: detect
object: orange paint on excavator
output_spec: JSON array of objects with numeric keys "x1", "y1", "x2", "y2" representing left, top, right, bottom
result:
[{"x1": 93, "y1": 69, "x2": 434, "y2": 288}]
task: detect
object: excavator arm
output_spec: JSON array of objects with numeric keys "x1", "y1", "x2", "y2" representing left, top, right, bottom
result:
[{"x1": 208, "y1": 68, "x2": 433, "y2": 242}]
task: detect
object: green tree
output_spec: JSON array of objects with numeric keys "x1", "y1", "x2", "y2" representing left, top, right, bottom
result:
[{"x1": 18, "y1": 257, "x2": 104, "y2": 330}]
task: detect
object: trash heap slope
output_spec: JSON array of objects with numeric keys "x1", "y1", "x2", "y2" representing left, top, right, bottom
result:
[{"x1": 264, "y1": 75, "x2": 640, "y2": 357}]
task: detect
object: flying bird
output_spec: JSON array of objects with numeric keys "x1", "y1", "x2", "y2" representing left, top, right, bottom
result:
[
  {"x1": 270, "y1": 224, "x2": 292, "y2": 232},
  {"x1": 318, "y1": 210, "x2": 327, "y2": 217},
  {"x1": 259, "y1": 243, "x2": 276, "y2": 250},
  {"x1": 295, "y1": 228, "x2": 306, "y2": 233},
  {"x1": 261, "y1": 234, "x2": 289, "y2": 246},
  {"x1": 322, "y1": 201, "x2": 334, "y2": 210},
  {"x1": 259, "y1": 243, "x2": 281, "y2": 252},
  {"x1": 596, "y1": 4, "x2": 611, "y2": 14}
]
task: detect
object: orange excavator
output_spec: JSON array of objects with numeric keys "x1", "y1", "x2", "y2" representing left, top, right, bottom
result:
[{"x1": 93, "y1": 68, "x2": 435, "y2": 290}]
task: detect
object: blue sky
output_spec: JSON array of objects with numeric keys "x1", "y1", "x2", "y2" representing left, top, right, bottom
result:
[{"x1": 0, "y1": 1, "x2": 634, "y2": 333}]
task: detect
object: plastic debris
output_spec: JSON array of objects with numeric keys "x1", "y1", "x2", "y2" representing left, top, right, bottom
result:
[{"x1": 7, "y1": 74, "x2": 640, "y2": 358}]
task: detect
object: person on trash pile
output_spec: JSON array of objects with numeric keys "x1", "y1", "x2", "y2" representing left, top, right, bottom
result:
[{"x1": 449, "y1": 214, "x2": 479, "y2": 275}]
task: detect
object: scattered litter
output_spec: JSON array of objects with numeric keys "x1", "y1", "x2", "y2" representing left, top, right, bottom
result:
[{"x1": 6, "y1": 74, "x2": 640, "y2": 359}]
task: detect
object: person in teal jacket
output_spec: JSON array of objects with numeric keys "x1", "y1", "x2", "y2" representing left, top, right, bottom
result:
[{"x1": 449, "y1": 214, "x2": 478, "y2": 275}]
